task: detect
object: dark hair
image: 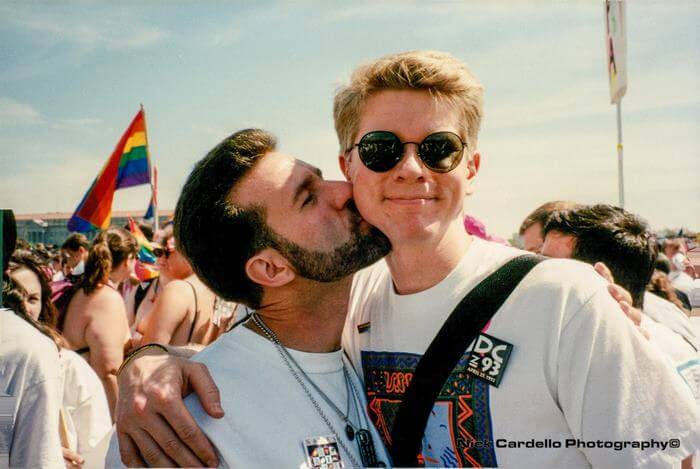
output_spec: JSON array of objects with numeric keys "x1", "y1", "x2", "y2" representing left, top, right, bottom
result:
[
  {"x1": 61, "y1": 232, "x2": 90, "y2": 252},
  {"x1": 2, "y1": 209, "x2": 17, "y2": 271},
  {"x1": 9, "y1": 251, "x2": 60, "y2": 329},
  {"x1": 79, "y1": 226, "x2": 137, "y2": 295},
  {"x1": 544, "y1": 204, "x2": 656, "y2": 308},
  {"x1": 647, "y1": 270, "x2": 689, "y2": 314},
  {"x1": 175, "y1": 129, "x2": 277, "y2": 309},
  {"x1": 2, "y1": 276, "x2": 63, "y2": 350},
  {"x1": 519, "y1": 200, "x2": 580, "y2": 236}
]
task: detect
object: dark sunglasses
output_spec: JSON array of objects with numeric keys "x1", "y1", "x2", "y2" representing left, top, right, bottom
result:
[
  {"x1": 153, "y1": 247, "x2": 171, "y2": 259},
  {"x1": 347, "y1": 131, "x2": 467, "y2": 173}
]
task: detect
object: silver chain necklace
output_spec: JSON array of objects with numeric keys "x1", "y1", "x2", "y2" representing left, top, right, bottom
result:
[{"x1": 250, "y1": 313, "x2": 363, "y2": 468}]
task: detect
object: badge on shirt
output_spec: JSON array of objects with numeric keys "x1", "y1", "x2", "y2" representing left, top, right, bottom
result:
[
  {"x1": 466, "y1": 333, "x2": 514, "y2": 387},
  {"x1": 303, "y1": 435, "x2": 344, "y2": 469}
]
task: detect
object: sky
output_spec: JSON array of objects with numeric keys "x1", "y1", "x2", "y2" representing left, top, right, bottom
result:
[{"x1": 1, "y1": 1, "x2": 698, "y2": 239}]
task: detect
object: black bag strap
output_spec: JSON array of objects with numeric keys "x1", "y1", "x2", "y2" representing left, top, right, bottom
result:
[{"x1": 390, "y1": 254, "x2": 544, "y2": 466}]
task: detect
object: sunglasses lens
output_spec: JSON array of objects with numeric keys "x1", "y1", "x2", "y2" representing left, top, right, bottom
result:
[
  {"x1": 419, "y1": 132, "x2": 465, "y2": 173},
  {"x1": 357, "y1": 131, "x2": 402, "y2": 172}
]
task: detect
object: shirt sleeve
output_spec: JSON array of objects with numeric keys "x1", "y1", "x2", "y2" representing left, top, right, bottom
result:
[
  {"x1": 557, "y1": 287, "x2": 700, "y2": 469},
  {"x1": 10, "y1": 376, "x2": 64, "y2": 469}
]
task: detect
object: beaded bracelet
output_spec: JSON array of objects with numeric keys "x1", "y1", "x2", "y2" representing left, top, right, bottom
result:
[{"x1": 116, "y1": 343, "x2": 169, "y2": 377}]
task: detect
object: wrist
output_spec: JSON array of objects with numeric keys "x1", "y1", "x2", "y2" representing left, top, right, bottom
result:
[{"x1": 117, "y1": 343, "x2": 169, "y2": 377}]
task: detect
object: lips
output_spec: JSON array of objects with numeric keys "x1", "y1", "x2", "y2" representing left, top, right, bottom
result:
[{"x1": 384, "y1": 196, "x2": 437, "y2": 205}]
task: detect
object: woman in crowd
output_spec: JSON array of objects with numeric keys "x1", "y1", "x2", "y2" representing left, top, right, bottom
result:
[
  {"x1": 139, "y1": 236, "x2": 225, "y2": 347},
  {"x1": 127, "y1": 223, "x2": 194, "y2": 348},
  {"x1": 59, "y1": 227, "x2": 135, "y2": 419},
  {"x1": 9, "y1": 251, "x2": 113, "y2": 468}
]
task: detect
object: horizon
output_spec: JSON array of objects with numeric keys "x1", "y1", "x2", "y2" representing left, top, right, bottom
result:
[{"x1": 2, "y1": 2, "x2": 698, "y2": 237}]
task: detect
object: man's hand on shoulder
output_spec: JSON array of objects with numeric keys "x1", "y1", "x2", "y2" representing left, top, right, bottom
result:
[{"x1": 115, "y1": 345, "x2": 224, "y2": 467}]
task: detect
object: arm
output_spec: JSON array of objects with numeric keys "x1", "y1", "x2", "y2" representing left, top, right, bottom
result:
[
  {"x1": 557, "y1": 286, "x2": 700, "y2": 467},
  {"x1": 115, "y1": 346, "x2": 223, "y2": 467},
  {"x1": 140, "y1": 280, "x2": 191, "y2": 346},
  {"x1": 84, "y1": 290, "x2": 129, "y2": 421}
]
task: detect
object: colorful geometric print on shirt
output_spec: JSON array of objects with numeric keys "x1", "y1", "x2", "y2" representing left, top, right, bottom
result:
[{"x1": 362, "y1": 350, "x2": 497, "y2": 467}]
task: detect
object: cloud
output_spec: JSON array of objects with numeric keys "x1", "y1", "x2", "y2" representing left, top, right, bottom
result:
[
  {"x1": 52, "y1": 117, "x2": 104, "y2": 131},
  {"x1": 3, "y1": 7, "x2": 169, "y2": 52},
  {"x1": 0, "y1": 97, "x2": 43, "y2": 126}
]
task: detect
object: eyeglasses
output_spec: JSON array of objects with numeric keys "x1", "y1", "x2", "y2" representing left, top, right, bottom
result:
[
  {"x1": 153, "y1": 247, "x2": 171, "y2": 259},
  {"x1": 346, "y1": 131, "x2": 467, "y2": 173}
]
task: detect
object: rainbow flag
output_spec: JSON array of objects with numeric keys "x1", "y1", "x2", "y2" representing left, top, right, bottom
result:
[
  {"x1": 127, "y1": 217, "x2": 159, "y2": 281},
  {"x1": 68, "y1": 108, "x2": 152, "y2": 232}
]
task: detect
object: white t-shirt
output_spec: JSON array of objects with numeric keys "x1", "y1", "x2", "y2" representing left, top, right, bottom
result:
[
  {"x1": 643, "y1": 291, "x2": 698, "y2": 350},
  {"x1": 343, "y1": 238, "x2": 700, "y2": 468},
  {"x1": 60, "y1": 349, "x2": 113, "y2": 468},
  {"x1": 0, "y1": 308, "x2": 64, "y2": 469},
  {"x1": 183, "y1": 325, "x2": 391, "y2": 468}
]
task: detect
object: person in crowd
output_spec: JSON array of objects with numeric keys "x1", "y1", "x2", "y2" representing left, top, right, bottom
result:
[
  {"x1": 107, "y1": 128, "x2": 392, "y2": 467},
  {"x1": 115, "y1": 51, "x2": 700, "y2": 468},
  {"x1": 518, "y1": 200, "x2": 579, "y2": 253},
  {"x1": 61, "y1": 233, "x2": 90, "y2": 281},
  {"x1": 541, "y1": 204, "x2": 699, "y2": 397},
  {"x1": 0, "y1": 210, "x2": 64, "y2": 468},
  {"x1": 664, "y1": 238, "x2": 697, "y2": 298},
  {"x1": 126, "y1": 223, "x2": 195, "y2": 349},
  {"x1": 59, "y1": 227, "x2": 135, "y2": 420},
  {"x1": 649, "y1": 268, "x2": 691, "y2": 314},
  {"x1": 139, "y1": 240, "x2": 222, "y2": 348},
  {"x1": 8, "y1": 251, "x2": 113, "y2": 468}
]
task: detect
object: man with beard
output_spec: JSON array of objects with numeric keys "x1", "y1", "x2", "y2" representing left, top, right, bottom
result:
[{"x1": 107, "y1": 128, "x2": 391, "y2": 468}]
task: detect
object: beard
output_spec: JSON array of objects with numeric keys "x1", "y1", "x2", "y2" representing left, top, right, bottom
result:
[{"x1": 268, "y1": 203, "x2": 391, "y2": 282}]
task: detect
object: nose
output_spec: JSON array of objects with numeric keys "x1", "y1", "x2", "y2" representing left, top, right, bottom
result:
[
  {"x1": 325, "y1": 180, "x2": 354, "y2": 210},
  {"x1": 392, "y1": 143, "x2": 426, "y2": 182}
]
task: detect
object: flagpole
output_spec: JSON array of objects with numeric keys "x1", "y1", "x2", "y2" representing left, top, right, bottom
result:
[
  {"x1": 141, "y1": 104, "x2": 159, "y2": 232},
  {"x1": 616, "y1": 102, "x2": 624, "y2": 208}
]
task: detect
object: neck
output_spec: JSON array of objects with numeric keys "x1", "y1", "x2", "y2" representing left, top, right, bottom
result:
[
  {"x1": 246, "y1": 277, "x2": 352, "y2": 353},
  {"x1": 386, "y1": 222, "x2": 472, "y2": 294}
]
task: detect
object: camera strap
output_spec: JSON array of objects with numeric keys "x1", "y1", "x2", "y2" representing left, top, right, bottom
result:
[{"x1": 389, "y1": 254, "x2": 544, "y2": 466}]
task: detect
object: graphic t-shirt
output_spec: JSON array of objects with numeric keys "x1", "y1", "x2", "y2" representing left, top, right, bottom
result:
[{"x1": 342, "y1": 238, "x2": 700, "y2": 468}]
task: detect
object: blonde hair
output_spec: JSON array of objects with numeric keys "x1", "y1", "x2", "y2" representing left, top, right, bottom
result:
[{"x1": 333, "y1": 50, "x2": 484, "y2": 153}]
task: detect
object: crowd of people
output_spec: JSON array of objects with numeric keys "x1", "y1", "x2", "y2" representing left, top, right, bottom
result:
[
  {"x1": 2, "y1": 50, "x2": 699, "y2": 469},
  {"x1": 1, "y1": 215, "x2": 238, "y2": 468}
]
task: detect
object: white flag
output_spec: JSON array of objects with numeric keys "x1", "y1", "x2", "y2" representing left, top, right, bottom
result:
[{"x1": 605, "y1": 0, "x2": 628, "y2": 104}]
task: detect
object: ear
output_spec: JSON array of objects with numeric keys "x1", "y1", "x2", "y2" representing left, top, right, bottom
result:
[
  {"x1": 339, "y1": 154, "x2": 351, "y2": 182},
  {"x1": 465, "y1": 151, "x2": 480, "y2": 196},
  {"x1": 245, "y1": 248, "x2": 296, "y2": 289}
]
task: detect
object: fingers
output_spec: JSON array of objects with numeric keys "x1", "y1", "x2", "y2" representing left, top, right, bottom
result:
[
  {"x1": 142, "y1": 413, "x2": 204, "y2": 468},
  {"x1": 62, "y1": 447, "x2": 84, "y2": 469},
  {"x1": 117, "y1": 431, "x2": 146, "y2": 468},
  {"x1": 594, "y1": 262, "x2": 614, "y2": 284},
  {"x1": 187, "y1": 362, "x2": 224, "y2": 418},
  {"x1": 127, "y1": 427, "x2": 177, "y2": 468},
  {"x1": 158, "y1": 388, "x2": 219, "y2": 467},
  {"x1": 619, "y1": 300, "x2": 643, "y2": 327},
  {"x1": 607, "y1": 283, "x2": 634, "y2": 307}
]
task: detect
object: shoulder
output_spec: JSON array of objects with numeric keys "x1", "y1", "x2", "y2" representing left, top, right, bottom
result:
[
  {"x1": 161, "y1": 279, "x2": 195, "y2": 297},
  {"x1": 0, "y1": 310, "x2": 61, "y2": 386}
]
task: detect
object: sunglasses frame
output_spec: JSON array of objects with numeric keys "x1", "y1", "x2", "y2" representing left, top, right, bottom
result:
[{"x1": 346, "y1": 130, "x2": 468, "y2": 173}]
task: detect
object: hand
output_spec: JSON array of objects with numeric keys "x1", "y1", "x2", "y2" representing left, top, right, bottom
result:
[
  {"x1": 62, "y1": 447, "x2": 84, "y2": 469},
  {"x1": 115, "y1": 348, "x2": 224, "y2": 467},
  {"x1": 594, "y1": 262, "x2": 649, "y2": 339}
]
